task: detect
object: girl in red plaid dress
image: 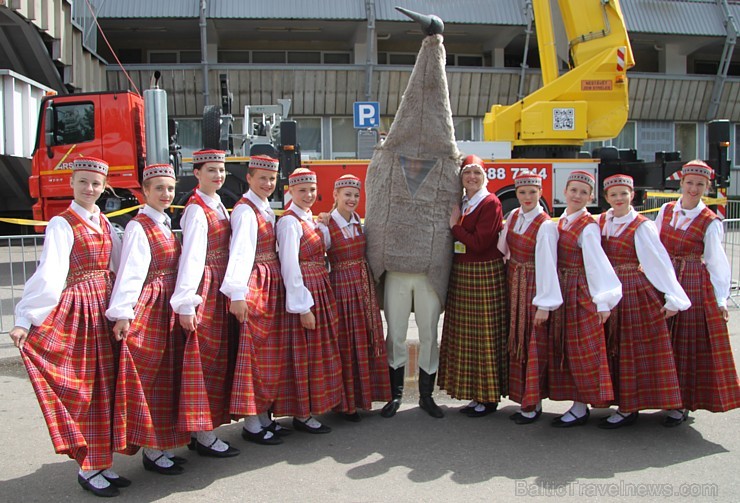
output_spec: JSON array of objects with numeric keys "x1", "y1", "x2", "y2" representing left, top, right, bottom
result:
[
  {"x1": 497, "y1": 173, "x2": 562, "y2": 425},
  {"x1": 10, "y1": 157, "x2": 125, "y2": 497},
  {"x1": 274, "y1": 168, "x2": 343, "y2": 434},
  {"x1": 317, "y1": 174, "x2": 390, "y2": 421},
  {"x1": 221, "y1": 155, "x2": 288, "y2": 444},
  {"x1": 656, "y1": 160, "x2": 740, "y2": 426},
  {"x1": 171, "y1": 150, "x2": 239, "y2": 457},
  {"x1": 597, "y1": 174, "x2": 689, "y2": 429},
  {"x1": 106, "y1": 164, "x2": 190, "y2": 475},
  {"x1": 548, "y1": 170, "x2": 622, "y2": 427}
]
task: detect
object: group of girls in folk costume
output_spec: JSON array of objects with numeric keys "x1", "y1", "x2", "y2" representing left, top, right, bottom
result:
[
  {"x1": 317, "y1": 175, "x2": 390, "y2": 421},
  {"x1": 11, "y1": 154, "x2": 390, "y2": 497},
  {"x1": 655, "y1": 160, "x2": 740, "y2": 424},
  {"x1": 438, "y1": 155, "x2": 509, "y2": 418},
  {"x1": 497, "y1": 172, "x2": 562, "y2": 424}
]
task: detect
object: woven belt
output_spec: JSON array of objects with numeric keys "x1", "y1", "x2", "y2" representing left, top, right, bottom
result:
[
  {"x1": 255, "y1": 252, "x2": 278, "y2": 264},
  {"x1": 558, "y1": 266, "x2": 584, "y2": 277},
  {"x1": 66, "y1": 269, "x2": 108, "y2": 287},
  {"x1": 613, "y1": 262, "x2": 640, "y2": 273},
  {"x1": 146, "y1": 268, "x2": 177, "y2": 281},
  {"x1": 299, "y1": 258, "x2": 326, "y2": 267},
  {"x1": 205, "y1": 249, "x2": 228, "y2": 266},
  {"x1": 330, "y1": 258, "x2": 364, "y2": 271}
]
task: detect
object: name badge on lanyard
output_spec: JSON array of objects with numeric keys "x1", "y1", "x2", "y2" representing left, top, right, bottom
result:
[{"x1": 454, "y1": 241, "x2": 467, "y2": 254}]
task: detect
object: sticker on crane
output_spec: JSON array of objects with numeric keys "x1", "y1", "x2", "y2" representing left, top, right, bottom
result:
[
  {"x1": 617, "y1": 47, "x2": 626, "y2": 72},
  {"x1": 553, "y1": 108, "x2": 575, "y2": 130},
  {"x1": 581, "y1": 80, "x2": 613, "y2": 91}
]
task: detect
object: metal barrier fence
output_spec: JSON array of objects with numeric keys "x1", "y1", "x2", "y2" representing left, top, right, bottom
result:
[{"x1": 1, "y1": 203, "x2": 739, "y2": 333}]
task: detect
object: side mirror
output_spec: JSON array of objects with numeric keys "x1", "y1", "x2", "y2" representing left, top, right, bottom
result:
[{"x1": 44, "y1": 102, "x2": 55, "y2": 159}]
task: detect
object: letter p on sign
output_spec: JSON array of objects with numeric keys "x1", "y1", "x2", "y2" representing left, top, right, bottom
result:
[{"x1": 353, "y1": 102, "x2": 380, "y2": 128}]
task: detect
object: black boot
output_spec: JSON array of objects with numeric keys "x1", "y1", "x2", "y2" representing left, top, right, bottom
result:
[
  {"x1": 418, "y1": 369, "x2": 444, "y2": 418},
  {"x1": 381, "y1": 366, "x2": 405, "y2": 418}
]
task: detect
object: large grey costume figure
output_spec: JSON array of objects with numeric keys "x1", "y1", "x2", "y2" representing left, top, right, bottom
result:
[{"x1": 364, "y1": 9, "x2": 461, "y2": 418}]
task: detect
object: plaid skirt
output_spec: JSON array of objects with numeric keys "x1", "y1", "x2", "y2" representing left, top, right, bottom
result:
[
  {"x1": 231, "y1": 259, "x2": 284, "y2": 417},
  {"x1": 548, "y1": 270, "x2": 614, "y2": 405},
  {"x1": 330, "y1": 260, "x2": 390, "y2": 413},
  {"x1": 438, "y1": 258, "x2": 509, "y2": 402},
  {"x1": 21, "y1": 272, "x2": 118, "y2": 470},
  {"x1": 178, "y1": 263, "x2": 233, "y2": 431},
  {"x1": 506, "y1": 261, "x2": 549, "y2": 411},
  {"x1": 605, "y1": 267, "x2": 682, "y2": 412},
  {"x1": 113, "y1": 273, "x2": 189, "y2": 453},
  {"x1": 670, "y1": 259, "x2": 740, "y2": 411},
  {"x1": 272, "y1": 263, "x2": 343, "y2": 417}
]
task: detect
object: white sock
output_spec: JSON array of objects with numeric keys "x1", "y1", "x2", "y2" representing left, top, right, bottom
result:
[
  {"x1": 606, "y1": 408, "x2": 631, "y2": 424},
  {"x1": 466, "y1": 400, "x2": 479, "y2": 408},
  {"x1": 297, "y1": 416, "x2": 322, "y2": 429},
  {"x1": 561, "y1": 401, "x2": 588, "y2": 422},
  {"x1": 473, "y1": 403, "x2": 486, "y2": 413},
  {"x1": 667, "y1": 409, "x2": 686, "y2": 420},
  {"x1": 144, "y1": 448, "x2": 174, "y2": 468},
  {"x1": 79, "y1": 469, "x2": 111, "y2": 489},
  {"x1": 101, "y1": 468, "x2": 120, "y2": 479},
  {"x1": 243, "y1": 415, "x2": 263, "y2": 434},
  {"x1": 163, "y1": 450, "x2": 175, "y2": 459},
  {"x1": 196, "y1": 430, "x2": 228, "y2": 452},
  {"x1": 258, "y1": 412, "x2": 272, "y2": 427}
]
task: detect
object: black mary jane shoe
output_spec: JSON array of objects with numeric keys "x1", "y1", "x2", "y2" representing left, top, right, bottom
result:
[
  {"x1": 143, "y1": 453, "x2": 185, "y2": 475},
  {"x1": 78, "y1": 471, "x2": 120, "y2": 498},
  {"x1": 465, "y1": 402, "x2": 498, "y2": 418},
  {"x1": 102, "y1": 474, "x2": 131, "y2": 488},
  {"x1": 195, "y1": 438, "x2": 241, "y2": 458},
  {"x1": 459, "y1": 404, "x2": 477, "y2": 414},
  {"x1": 167, "y1": 455, "x2": 188, "y2": 465},
  {"x1": 598, "y1": 411, "x2": 639, "y2": 429},
  {"x1": 511, "y1": 409, "x2": 543, "y2": 425},
  {"x1": 662, "y1": 410, "x2": 689, "y2": 428},
  {"x1": 292, "y1": 417, "x2": 332, "y2": 434},
  {"x1": 551, "y1": 409, "x2": 590, "y2": 428},
  {"x1": 187, "y1": 437, "x2": 197, "y2": 451},
  {"x1": 266, "y1": 420, "x2": 293, "y2": 437},
  {"x1": 241, "y1": 427, "x2": 283, "y2": 445},
  {"x1": 343, "y1": 412, "x2": 362, "y2": 423}
]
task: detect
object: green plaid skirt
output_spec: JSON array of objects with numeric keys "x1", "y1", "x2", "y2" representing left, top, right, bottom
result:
[{"x1": 438, "y1": 258, "x2": 509, "y2": 402}]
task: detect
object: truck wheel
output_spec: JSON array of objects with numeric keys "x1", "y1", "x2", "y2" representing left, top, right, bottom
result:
[{"x1": 202, "y1": 105, "x2": 222, "y2": 150}]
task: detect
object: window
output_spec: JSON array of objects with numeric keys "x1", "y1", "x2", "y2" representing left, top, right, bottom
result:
[
  {"x1": 148, "y1": 51, "x2": 178, "y2": 64},
  {"x1": 453, "y1": 118, "x2": 473, "y2": 141},
  {"x1": 180, "y1": 51, "x2": 201, "y2": 63},
  {"x1": 389, "y1": 53, "x2": 416, "y2": 65},
  {"x1": 54, "y1": 103, "x2": 95, "y2": 145},
  {"x1": 219, "y1": 51, "x2": 250, "y2": 63},
  {"x1": 324, "y1": 52, "x2": 351, "y2": 64},
  {"x1": 296, "y1": 117, "x2": 322, "y2": 159},
  {"x1": 331, "y1": 117, "x2": 357, "y2": 159},
  {"x1": 253, "y1": 51, "x2": 286, "y2": 64},
  {"x1": 288, "y1": 52, "x2": 321, "y2": 64},
  {"x1": 612, "y1": 121, "x2": 636, "y2": 150},
  {"x1": 175, "y1": 118, "x2": 202, "y2": 159},
  {"x1": 734, "y1": 124, "x2": 740, "y2": 168},
  {"x1": 674, "y1": 123, "x2": 697, "y2": 161},
  {"x1": 446, "y1": 54, "x2": 484, "y2": 67}
]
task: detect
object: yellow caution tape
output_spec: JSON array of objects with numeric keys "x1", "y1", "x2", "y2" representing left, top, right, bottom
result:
[
  {"x1": 0, "y1": 217, "x2": 49, "y2": 226},
  {"x1": 104, "y1": 205, "x2": 142, "y2": 218}
]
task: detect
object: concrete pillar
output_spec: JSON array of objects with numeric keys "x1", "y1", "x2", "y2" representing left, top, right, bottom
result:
[{"x1": 659, "y1": 43, "x2": 687, "y2": 74}]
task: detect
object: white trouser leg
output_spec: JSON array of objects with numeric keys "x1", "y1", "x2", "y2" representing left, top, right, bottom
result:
[
  {"x1": 384, "y1": 272, "x2": 414, "y2": 369},
  {"x1": 411, "y1": 274, "x2": 442, "y2": 374}
]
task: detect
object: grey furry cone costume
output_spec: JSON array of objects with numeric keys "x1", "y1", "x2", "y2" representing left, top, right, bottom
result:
[{"x1": 364, "y1": 32, "x2": 461, "y2": 306}]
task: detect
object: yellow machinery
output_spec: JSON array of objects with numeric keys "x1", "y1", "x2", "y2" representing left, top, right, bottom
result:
[{"x1": 483, "y1": 0, "x2": 635, "y2": 155}]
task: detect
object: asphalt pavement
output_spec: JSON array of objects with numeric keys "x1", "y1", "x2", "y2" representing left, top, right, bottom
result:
[{"x1": 1, "y1": 313, "x2": 739, "y2": 502}]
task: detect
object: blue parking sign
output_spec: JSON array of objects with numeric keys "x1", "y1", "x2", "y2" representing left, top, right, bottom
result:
[{"x1": 353, "y1": 101, "x2": 380, "y2": 128}]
